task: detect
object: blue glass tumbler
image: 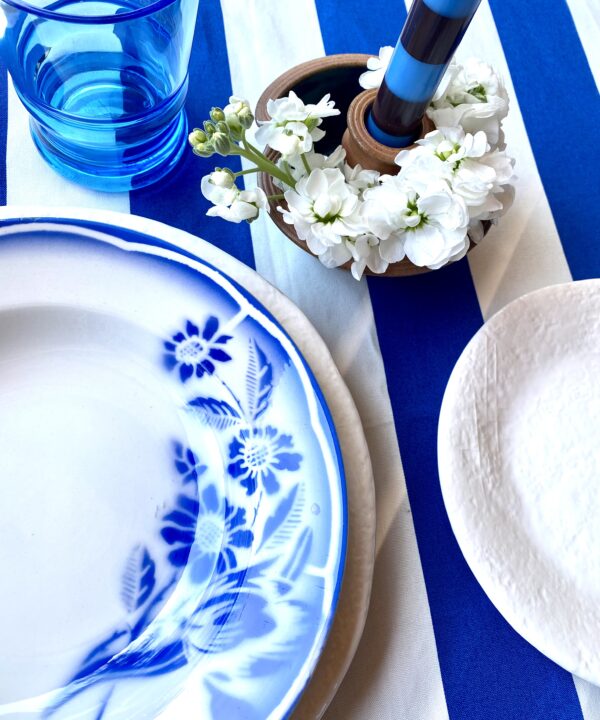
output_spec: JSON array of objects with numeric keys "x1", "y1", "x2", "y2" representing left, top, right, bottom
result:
[{"x1": 0, "y1": 0, "x2": 199, "y2": 191}]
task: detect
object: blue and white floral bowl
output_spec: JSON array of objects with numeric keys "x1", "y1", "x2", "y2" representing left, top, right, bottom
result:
[{"x1": 0, "y1": 215, "x2": 346, "y2": 719}]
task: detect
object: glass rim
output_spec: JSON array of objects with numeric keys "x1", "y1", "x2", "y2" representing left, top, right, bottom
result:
[{"x1": 0, "y1": 0, "x2": 178, "y2": 23}]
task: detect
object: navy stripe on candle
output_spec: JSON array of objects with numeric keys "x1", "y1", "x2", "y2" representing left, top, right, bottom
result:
[
  {"x1": 489, "y1": 0, "x2": 600, "y2": 283},
  {"x1": 372, "y1": 78, "x2": 429, "y2": 137},
  {"x1": 130, "y1": 0, "x2": 255, "y2": 269},
  {"x1": 401, "y1": 0, "x2": 476, "y2": 65},
  {"x1": 314, "y1": 1, "x2": 586, "y2": 718}
]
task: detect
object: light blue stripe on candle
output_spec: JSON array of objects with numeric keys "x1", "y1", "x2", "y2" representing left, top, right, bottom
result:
[
  {"x1": 385, "y1": 42, "x2": 445, "y2": 102},
  {"x1": 423, "y1": 0, "x2": 481, "y2": 19}
]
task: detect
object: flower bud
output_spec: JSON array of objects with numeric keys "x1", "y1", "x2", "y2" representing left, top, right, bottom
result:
[
  {"x1": 215, "y1": 121, "x2": 230, "y2": 135},
  {"x1": 210, "y1": 107, "x2": 226, "y2": 123},
  {"x1": 209, "y1": 168, "x2": 236, "y2": 188},
  {"x1": 192, "y1": 143, "x2": 214, "y2": 158},
  {"x1": 238, "y1": 107, "x2": 254, "y2": 129},
  {"x1": 225, "y1": 115, "x2": 243, "y2": 140},
  {"x1": 223, "y1": 96, "x2": 254, "y2": 138},
  {"x1": 212, "y1": 132, "x2": 232, "y2": 155},
  {"x1": 203, "y1": 120, "x2": 216, "y2": 137},
  {"x1": 188, "y1": 128, "x2": 208, "y2": 148}
]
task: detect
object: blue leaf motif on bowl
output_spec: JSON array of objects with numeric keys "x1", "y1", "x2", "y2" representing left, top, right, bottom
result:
[
  {"x1": 163, "y1": 317, "x2": 233, "y2": 382},
  {"x1": 228, "y1": 426, "x2": 303, "y2": 496}
]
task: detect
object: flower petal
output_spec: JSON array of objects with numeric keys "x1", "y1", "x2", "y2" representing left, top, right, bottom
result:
[
  {"x1": 208, "y1": 348, "x2": 232, "y2": 362},
  {"x1": 191, "y1": 552, "x2": 216, "y2": 582},
  {"x1": 202, "y1": 483, "x2": 220, "y2": 514},
  {"x1": 229, "y1": 529, "x2": 254, "y2": 548},
  {"x1": 186, "y1": 320, "x2": 199, "y2": 337},
  {"x1": 227, "y1": 458, "x2": 247, "y2": 479},
  {"x1": 163, "y1": 353, "x2": 178, "y2": 371},
  {"x1": 161, "y1": 526, "x2": 195, "y2": 546},
  {"x1": 228, "y1": 436, "x2": 244, "y2": 460},
  {"x1": 168, "y1": 546, "x2": 192, "y2": 567},
  {"x1": 262, "y1": 468, "x2": 280, "y2": 494},
  {"x1": 273, "y1": 451, "x2": 303, "y2": 472},
  {"x1": 203, "y1": 316, "x2": 219, "y2": 340},
  {"x1": 179, "y1": 363, "x2": 194, "y2": 382}
]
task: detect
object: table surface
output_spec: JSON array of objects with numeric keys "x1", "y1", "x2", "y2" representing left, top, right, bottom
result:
[{"x1": 2, "y1": 1, "x2": 599, "y2": 718}]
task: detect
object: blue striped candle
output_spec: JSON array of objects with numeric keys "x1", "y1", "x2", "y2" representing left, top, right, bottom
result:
[{"x1": 368, "y1": 0, "x2": 482, "y2": 147}]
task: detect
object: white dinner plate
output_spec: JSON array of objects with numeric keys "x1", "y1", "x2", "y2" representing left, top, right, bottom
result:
[
  {"x1": 439, "y1": 280, "x2": 600, "y2": 682},
  {"x1": 0, "y1": 211, "x2": 351, "y2": 719}
]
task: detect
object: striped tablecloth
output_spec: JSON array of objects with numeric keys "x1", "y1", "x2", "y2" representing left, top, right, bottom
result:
[{"x1": 2, "y1": 1, "x2": 599, "y2": 717}]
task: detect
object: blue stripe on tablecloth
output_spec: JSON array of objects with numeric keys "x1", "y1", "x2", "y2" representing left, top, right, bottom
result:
[
  {"x1": 314, "y1": 1, "x2": 585, "y2": 718},
  {"x1": 489, "y1": 0, "x2": 600, "y2": 282},
  {"x1": 0, "y1": 58, "x2": 7, "y2": 206},
  {"x1": 130, "y1": 0, "x2": 255, "y2": 269}
]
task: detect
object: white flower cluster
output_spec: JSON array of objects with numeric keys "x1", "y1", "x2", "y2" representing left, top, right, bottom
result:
[{"x1": 198, "y1": 55, "x2": 514, "y2": 280}]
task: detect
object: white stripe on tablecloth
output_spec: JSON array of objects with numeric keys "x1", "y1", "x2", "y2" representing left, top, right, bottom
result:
[
  {"x1": 574, "y1": 678, "x2": 600, "y2": 720},
  {"x1": 219, "y1": 1, "x2": 449, "y2": 718},
  {"x1": 564, "y1": 0, "x2": 600, "y2": 94},
  {"x1": 440, "y1": 0, "x2": 573, "y2": 320},
  {"x1": 6, "y1": 79, "x2": 130, "y2": 211}
]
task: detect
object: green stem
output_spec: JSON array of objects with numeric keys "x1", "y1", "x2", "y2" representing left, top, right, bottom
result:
[
  {"x1": 268, "y1": 193, "x2": 285, "y2": 201},
  {"x1": 236, "y1": 146, "x2": 295, "y2": 188},
  {"x1": 234, "y1": 167, "x2": 261, "y2": 177},
  {"x1": 241, "y1": 132, "x2": 268, "y2": 160},
  {"x1": 300, "y1": 153, "x2": 312, "y2": 175}
]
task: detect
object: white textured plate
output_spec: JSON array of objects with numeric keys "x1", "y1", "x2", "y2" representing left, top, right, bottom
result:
[
  {"x1": 438, "y1": 280, "x2": 600, "y2": 682},
  {"x1": 0, "y1": 206, "x2": 374, "y2": 720}
]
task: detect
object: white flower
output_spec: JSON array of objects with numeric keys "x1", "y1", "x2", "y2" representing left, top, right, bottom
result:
[
  {"x1": 402, "y1": 189, "x2": 470, "y2": 269},
  {"x1": 397, "y1": 127, "x2": 489, "y2": 167},
  {"x1": 314, "y1": 242, "x2": 353, "y2": 270},
  {"x1": 259, "y1": 120, "x2": 314, "y2": 157},
  {"x1": 359, "y1": 46, "x2": 394, "y2": 89},
  {"x1": 206, "y1": 187, "x2": 268, "y2": 224},
  {"x1": 201, "y1": 170, "x2": 237, "y2": 206},
  {"x1": 255, "y1": 91, "x2": 340, "y2": 158},
  {"x1": 428, "y1": 58, "x2": 509, "y2": 148},
  {"x1": 363, "y1": 175, "x2": 469, "y2": 269},
  {"x1": 346, "y1": 234, "x2": 389, "y2": 280},
  {"x1": 395, "y1": 127, "x2": 515, "y2": 222},
  {"x1": 343, "y1": 162, "x2": 380, "y2": 193},
  {"x1": 279, "y1": 168, "x2": 366, "y2": 253},
  {"x1": 431, "y1": 60, "x2": 461, "y2": 103}
]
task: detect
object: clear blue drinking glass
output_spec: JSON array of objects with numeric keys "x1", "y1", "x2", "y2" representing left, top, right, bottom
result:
[{"x1": 0, "y1": 0, "x2": 199, "y2": 191}]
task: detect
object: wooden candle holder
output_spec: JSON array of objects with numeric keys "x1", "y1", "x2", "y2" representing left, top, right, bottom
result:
[{"x1": 342, "y1": 89, "x2": 434, "y2": 175}]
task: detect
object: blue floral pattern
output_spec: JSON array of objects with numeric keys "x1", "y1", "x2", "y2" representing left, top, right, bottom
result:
[
  {"x1": 228, "y1": 426, "x2": 303, "y2": 496},
  {"x1": 164, "y1": 317, "x2": 232, "y2": 382},
  {"x1": 161, "y1": 483, "x2": 254, "y2": 583},
  {"x1": 174, "y1": 442, "x2": 207, "y2": 485},
  {"x1": 44, "y1": 311, "x2": 342, "y2": 720}
]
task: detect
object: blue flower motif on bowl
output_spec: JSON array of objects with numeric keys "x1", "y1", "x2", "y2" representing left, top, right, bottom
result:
[
  {"x1": 228, "y1": 426, "x2": 303, "y2": 496},
  {"x1": 164, "y1": 317, "x2": 232, "y2": 382},
  {"x1": 161, "y1": 482, "x2": 254, "y2": 583},
  {"x1": 174, "y1": 442, "x2": 207, "y2": 485}
]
